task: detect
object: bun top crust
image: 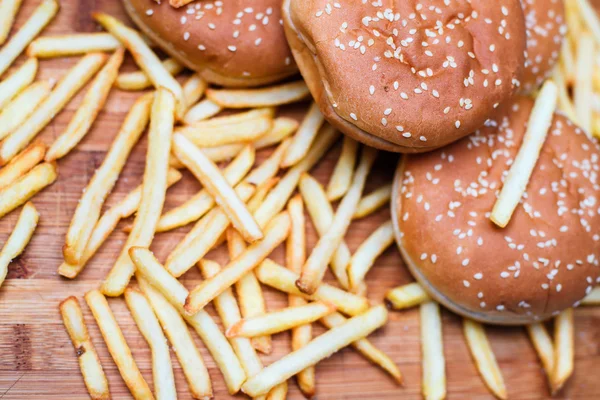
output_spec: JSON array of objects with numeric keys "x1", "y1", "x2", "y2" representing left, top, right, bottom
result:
[
  {"x1": 520, "y1": 0, "x2": 566, "y2": 93},
  {"x1": 395, "y1": 96, "x2": 600, "y2": 323},
  {"x1": 124, "y1": 0, "x2": 297, "y2": 87},
  {"x1": 285, "y1": 0, "x2": 527, "y2": 151}
]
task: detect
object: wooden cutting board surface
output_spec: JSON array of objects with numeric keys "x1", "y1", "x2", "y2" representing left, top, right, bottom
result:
[{"x1": 1, "y1": 1, "x2": 599, "y2": 399}]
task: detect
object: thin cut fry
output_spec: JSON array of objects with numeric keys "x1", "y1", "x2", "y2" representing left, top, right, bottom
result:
[
  {"x1": 327, "y1": 136, "x2": 359, "y2": 201},
  {"x1": 560, "y1": 37, "x2": 576, "y2": 84},
  {"x1": 59, "y1": 297, "x2": 110, "y2": 400},
  {"x1": 206, "y1": 81, "x2": 310, "y2": 108},
  {"x1": 281, "y1": 102, "x2": 325, "y2": 167},
  {"x1": 386, "y1": 282, "x2": 430, "y2": 310},
  {"x1": 0, "y1": 142, "x2": 46, "y2": 191},
  {"x1": 0, "y1": 202, "x2": 38, "y2": 287},
  {"x1": 552, "y1": 67, "x2": 578, "y2": 123},
  {"x1": 463, "y1": 319, "x2": 507, "y2": 400},
  {"x1": 182, "y1": 74, "x2": 207, "y2": 109},
  {"x1": 0, "y1": 0, "x2": 23, "y2": 45},
  {"x1": 266, "y1": 382, "x2": 288, "y2": 400},
  {"x1": 0, "y1": 58, "x2": 37, "y2": 109},
  {"x1": 183, "y1": 99, "x2": 223, "y2": 124},
  {"x1": 116, "y1": 58, "x2": 184, "y2": 91},
  {"x1": 526, "y1": 323, "x2": 554, "y2": 387},
  {"x1": 0, "y1": 53, "x2": 108, "y2": 165},
  {"x1": 242, "y1": 305, "x2": 388, "y2": 397},
  {"x1": 124, "y1": 289, "x2": 176, "y2": 400},
  {"x1": 420, "y1": 302, "x2": 446, "y2": 400},
  {"x1": 84, "y1": 290, "x2": 154, "y2": 400},
  {"x1": 0, "y1": 80, "x2": 53, "y2": 141},
  {"x1": 101, "y1": 88, "x2": 174, "y2": 296},
  {"x1": 246, "y1": 139, "x2": 290, "y2": 186},
  {"x1": 177, "y1": 117, "x2": 271, "y2": 147},
  {"x1": 27, "y1": 33, "x2": 123, "y2": 58},
  {"x1": 353, "y1": 183, "x2": 392, "y2": 219},
  {"x1": 575, "y1": 0, "x2": 600, "y2": 47},
  {"x1": 574, "y1": 34, "x2": 594, "y2": 134},
  {"x1": 348, "y1": 220, "x2": 394, "y2": 291},
  {"x1": 552, "y1": 308, "x2": 574, "y2": 394},
  {"x1": 0, "y1": 0, "x2": 59, "y2": 78},
  {"x1": 490, "y1": 80, "x2": 558, "y2": 228},
  {"x1": 581, "y1": 287, "x2": 600, "y2": 305},
  {"x1": 0, "y1": 162, "x2": 57, "y2": 219}
]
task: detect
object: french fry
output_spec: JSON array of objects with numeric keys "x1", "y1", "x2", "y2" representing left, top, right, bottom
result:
[
  {"x1": 326, "y1": 136, "x2": 358, "y2": 201},
  {"x1": 552, "y1": 309, "x2": 574, "y2": 394},
  {"x1": 0, "y1": 0, "x2": 23, "y2": 45},
  {"x1": 0, "y1": 80, "x2": 53, "y2": 141},
  {"x1": 281, "y1": 102, "x2": 325, "y2": 167},
  {"x1": 463, "y1": 319, "x2": 507, "y2": 400},
  {"x1": 0, "y1": 0, "x2": 59, "y2": 78},
  {"x1": 552, "y1": 67, "x2": 578, "y2": 124},
  {"x1": 242, "y1": 305, "x2": 388, "y2": 397},
  {"x1": 254, "y1": 117, "x2": 299, "y2": 148},
  {"x1": 27, "y1": 33, "x2": 123, "y2": 57},
  {"x1": 61, "y1": 93, "x2": 152, "y2": 265},
  {"x1": 101, "y1": 88, "x2": 175, "y2": 296},
  {"x1": 57, "y1": 169, "x2": 182, "y2": 279},
  {"x1": 0, "y1": 58, "x2": 37, "y2": 109},
  {"x1": 206, "y1": 81, "x2": 310, "y2": 108},
  {"x1": 246, "y1": 139, "x2": 290, "y2": 186},
  {"x1": 560, "y1": 39, "x2": 576, "y2": 85},
  {"x1": 574, "y1": 34, "x2": 594, "y2": 134},
  {"x1": 490, "y1": 80, "x2": 558, "y2": 228},
  {"x1": 173, "y1": 134, "x2": 263, "y2": 242},
  {"x1": 526, "y1": 323, "x2": 554, "y2": 387},
  {"x1": 93, "y1": 13, "x2": 186, "y2": 118},
  {"x1": 0, "y1": 162, "x2": 56, "y2": 219},
  {"x1": 84, "y1": 290, "x2": 154, "y2": 400},
  {"x1": 0, "y1": 202, "x2": 38, "y2": 287},
  {"x1": 0, "y1": 53, "x2": 108, "y2": 165},
  {"x1": 116, "y1": 58, "x2": 184, "y2": 91},
  {"x1": 353, "y1": 183, "x2": 392, "y2": 219},
  {"x1": 575, "y1": 0, "x2": 600, "y2": 47},
  {"x1": 170, "y1": 0, "x2": 194, "y2": 8},
  {"x1": 185, "y1": 212, "x2": 290, "y2": 314},
  {"x1": 581, "y1": 287, "x2": 600, "y2": 305},
  {"x1": 386, "y1": 282, "x2": 431, "y2": 310},
  {"x1": 183, "y1": 99, "x2": 223, "y2": 124},
  {"x1": 124, "y1": 289, "x2": 176, "y2": 400},
  {"x1": 420, "y1": 302, "x2": 446, "y2": 400},
  {"x1": 46, "y1": 49, "x2": 125, "y2": 161},
  {"x1": 348, "y1": 220, "x2": 394, "y2": 292},
  {"x1": 256, "y1": 259, "x2": 369, "y2": 316},
  {"x1": 297, "y1": 147, "x2": 377, "y2": 294},
  {"x1": 59, "y1": 297, "x2": 110, "y2": 400},
  {"x1": 182, "y1": 74, "x2": 207, "y2": 109},
  {"x1": 0, "y1": 142, "x2": 46, "y2": 191},
  {"x1": 266, "y1": 382, "x2": 288, "y2": 400}
]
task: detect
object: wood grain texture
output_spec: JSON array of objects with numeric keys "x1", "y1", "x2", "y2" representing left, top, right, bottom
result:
[{"x1": 0, "y1": 1, "x2": 599, "y2": 399}]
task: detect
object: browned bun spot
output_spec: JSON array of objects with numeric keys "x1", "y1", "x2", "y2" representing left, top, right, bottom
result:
[
  {"x1": 393, "y1": 96, "x2": 600, "y2": 325},
  {"x1": 283, "y1": 0, "x2": 527, "y2": 153},
  {"x1": 123, "y1": 0, "x2": 298, "y2": 87}
]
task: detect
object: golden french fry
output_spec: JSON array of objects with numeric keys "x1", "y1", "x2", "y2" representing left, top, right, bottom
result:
[
  {"x1": 575, "y1": 0, "x2": 600, "y2": 47},
  {"x1": 0, "y1": 53, "x2": 108, "y2": 165},
  {"x1": 46, "y1": 49, "x2": 125, "y2": 161},
  {"x1": 186, "y1": 107, "x2": 275, "y2": 127},
  {"x1": 266, "y1": 382, "x2": 288, "y2": 400},
  {"x1": 177, "y1": 117, "x2": 271, "y2": 147},
  {"x1": 421, "y1": 302, "x2": 446, "y2": 400},
  {"x1": 246, "y1": 139, "x2": 290, "y2": 186},
  {"x1": 297, "y1": 147, "x2": 377, "y2": 294},
  {"x1": 386, "y1": 282, "x2": 430, "y2": 310},
  {"x1": 574, "y1": 34, "x2": 594, "y2": 134},
  {"x1": 254, "y1": 117, "x2": 299, "y2": 148},
  {"x1": 0, "y1": 142, "x2": 46, "y2": 191},
  {"x1": 84, "y1": 290, "x2": 154, "y2": 399},
  {"x1": 0, "y1": 80, "x2": 53, "y2": 140},
  {"x1": 61, "y1": 93, "x2": 152, "y2": 265},
  {"x1": 0, "y1": 0, "x2": 58, "y2": 78},
  {"x1": 170, "y1": 0, "x2": 194, "y2": 8},
  {"x1": 526, "y1": 323, "x2": 554, "y2": 388},
  {"x1": 27, "y1": 33, "x2": 123, "y2": 57},
  {"x1": 281, "y1": 102, "x2": 325, "y2": 167},
  {"x1": 57, "y1": 169, "x2": 182, "y2": 279},
  {"x1": 463, "y1": 319, "x2": 507, "y2": 400},
  {"x1": 327, "y1": 136, "x2": 358, "y2": 201},
  {"x1": 491, "y1": 80, "x2": 558, "y2": 228},
  {"x1": 182, "y1": 74, "x2": 207, "y2": 109},
  {"x1": 59, "y1": 297, "x2": 110, "y2": 400},
  {"x1": 348, "y1": 220, "x2": 394, "y2": 291},
  {"x1": 552, "y1": 309, "x2": 574, "y2": 394},
  {"x1": 552, "y1": 67, "x2": 578, "y2": 124},
  {"x1": 0, "y1": 0, "x2": 23, "y2": 45},
  {"x1": 185, "y1": 212, "x2": 290, "y2": 314},
  {"x1": 116, "y1": 58, "x2": 184, "y2": 91},
  {"x1": 0, "y1": 58, "x2": 37, "y2": 109},
  {"x1": 183, "y1": 99, "x2": 222, "y2": 124},
  {"x1": 0, "y1": 162, "x2": 56, "y2": 219},
  {"x1": 101, "y1": 88, "x2": 175, "y2": 296},
  {"x1": 124, "y1": 289, "x2": 176, "y2": 400},
  {"x1": 354, "y1": 183, "x2": 392, "y2": 219},
  {"x1": 242, "y1": 305, "x2": 388, "y2": 397},
  {"x1": 207, "y1": 81, "x2": 310, "y2": 108},
  {"x1": 581, "y1": 287, "x2": 600, "y2": 305},
  {"x1": 0, "y1": 202, "x2": 38, "y2": 287}
]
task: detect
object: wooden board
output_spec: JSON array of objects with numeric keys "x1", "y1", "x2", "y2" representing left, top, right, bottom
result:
[{"x1": 0, "y1": 1, "x2": 599, "y2": 399}]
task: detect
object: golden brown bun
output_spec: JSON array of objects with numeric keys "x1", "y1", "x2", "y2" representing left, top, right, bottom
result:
[
  {"x1": 520, "y1": 0, "x2": 567, "y2": 93},
  {"x1": 122, "y1": 0, "x2": 298, "y2": 87},
  {"x1": 392, "y1": 96, "x2": 600, "y2": 325},
  {"x1": 283, "y1": 0, "x2": 527, "y2": 153}
]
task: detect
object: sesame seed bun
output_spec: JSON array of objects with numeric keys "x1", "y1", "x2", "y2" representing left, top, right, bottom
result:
[
  {"x1": 392, "y1": 96, "x2": 600, "y2": 325},
  {"x1": 282, "y1": 0, "x2": 527, "y2": 153},
  {"x1": 122, "y1": 0, "x2": 298, "y2": 87}
]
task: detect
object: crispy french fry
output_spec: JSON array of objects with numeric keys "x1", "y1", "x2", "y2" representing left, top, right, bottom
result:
[
  {"x1": 27, "y1": 33, "x2": 123, "y2": 57},
  {"x1": 281, "y1": 102, "x2": 325, "y2": 167},
  {"x1": 490, "y1": 80, "x2": 558, "y2": 228},
  {"x1": 0, "y1": 80, "x2": 53, "y2": 140},
  {"x1": 386, "y1": 282, "x2": 430, "y2": 310},
  {"x1": 246, "y1": 139, "x2": 290, "y2": 186},
  {"x1": 207, "y1": 81, "x2": 310, "y2": 108},
  {"x1": 84, "y1": 290, "x2": 154, "y2": 399},
  {"x1": 254, "y1": 117, "x2": 299, "y2": 148},
  {"x1": 183, "y1": 99, "x2": 222, "y2": 124},
  {"x1": 0, "y1": 58, "x2": 37, "y2": 109},
  {"x1": 421, "y1": 302, "x2": 446, "y2": 400},
  {"x1": 574, "y1": 34, "x2": 594, "y2": 134},
  {"x1": 0, "y1": 53, "x2": 108, "y2": 165},
  {"x1": 93, "y1": 13, "x2": 186, "y2": 118},
  {"x1": 0, "y1": 0, "x2": 23, "y2": 45},
  {"x1": 185, "y1": 212, "x2": 290, "y2": 314},
  {"x1": 463, "y1": 319, "x2": 507, "y2": 400},
  {"x1": 101, "y1": 88, "x2": 174, "y2": 296},
  {"x1": 0, "y1": 0, "x2": 58, "y2": 78},
  {"x1": 526, "y1": 323, "x2": 554, "y2": 387},
  {"x1": 0, "y1": 142, "x2": 46, "y2": 191},
  {"x1": 242, "y1": 305, "x2": 388, "y2": 397},
  {"x1": 353, "y1": 183, "x2": 392, "y2": 219},
  {"x1": 266, "y1": 382, "x2": 288, "y2": 400},
  {"x1": 116, "y1": 58, "x2": 184, "y2": 91},
  {"x1": 348, "y1": 220, "x2": 394, "y2": 292},
  {"x1": 182, "y1": 74, "x2": 207, "y2": 109},
  {"x1": 124, "y1": 289, "x2": 176, "y2": 400},
  {"x1": 552, "y1": 309, "x2": 574, "y2": 394},
  {"x1": 57, "y1": 169, "x2": 182, "y2": 279},
  {"x1": 297, "y1": 147, "x2": 377, "y2": 294},
  {"x1": 575, "y1": 0, "x2": 600, "y2": 47},
  {"x1": 326, "y1": 136, "x2": 358, "y2": 201},
  {"x1": 61, "y1": 93, "x2": 152, "y2": 265},
  {"x1": 59, "y1": 297, "x2": 110, "y2": 400},
  {"x1": 256, "y1": 259, "x2": 369, "y2": 316},
  {"x1": 581, "y1": 287, "x2": 600, "y2": 305},
  {"x1": 46, "y1": 49, "x2": 125, "y2": 161},
  {"x1": 0, "y1": 202, "x2": 38, "y2": 287},
  {"x1": 0, "y1": 162, "x2": 56, "y2": 219}
]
